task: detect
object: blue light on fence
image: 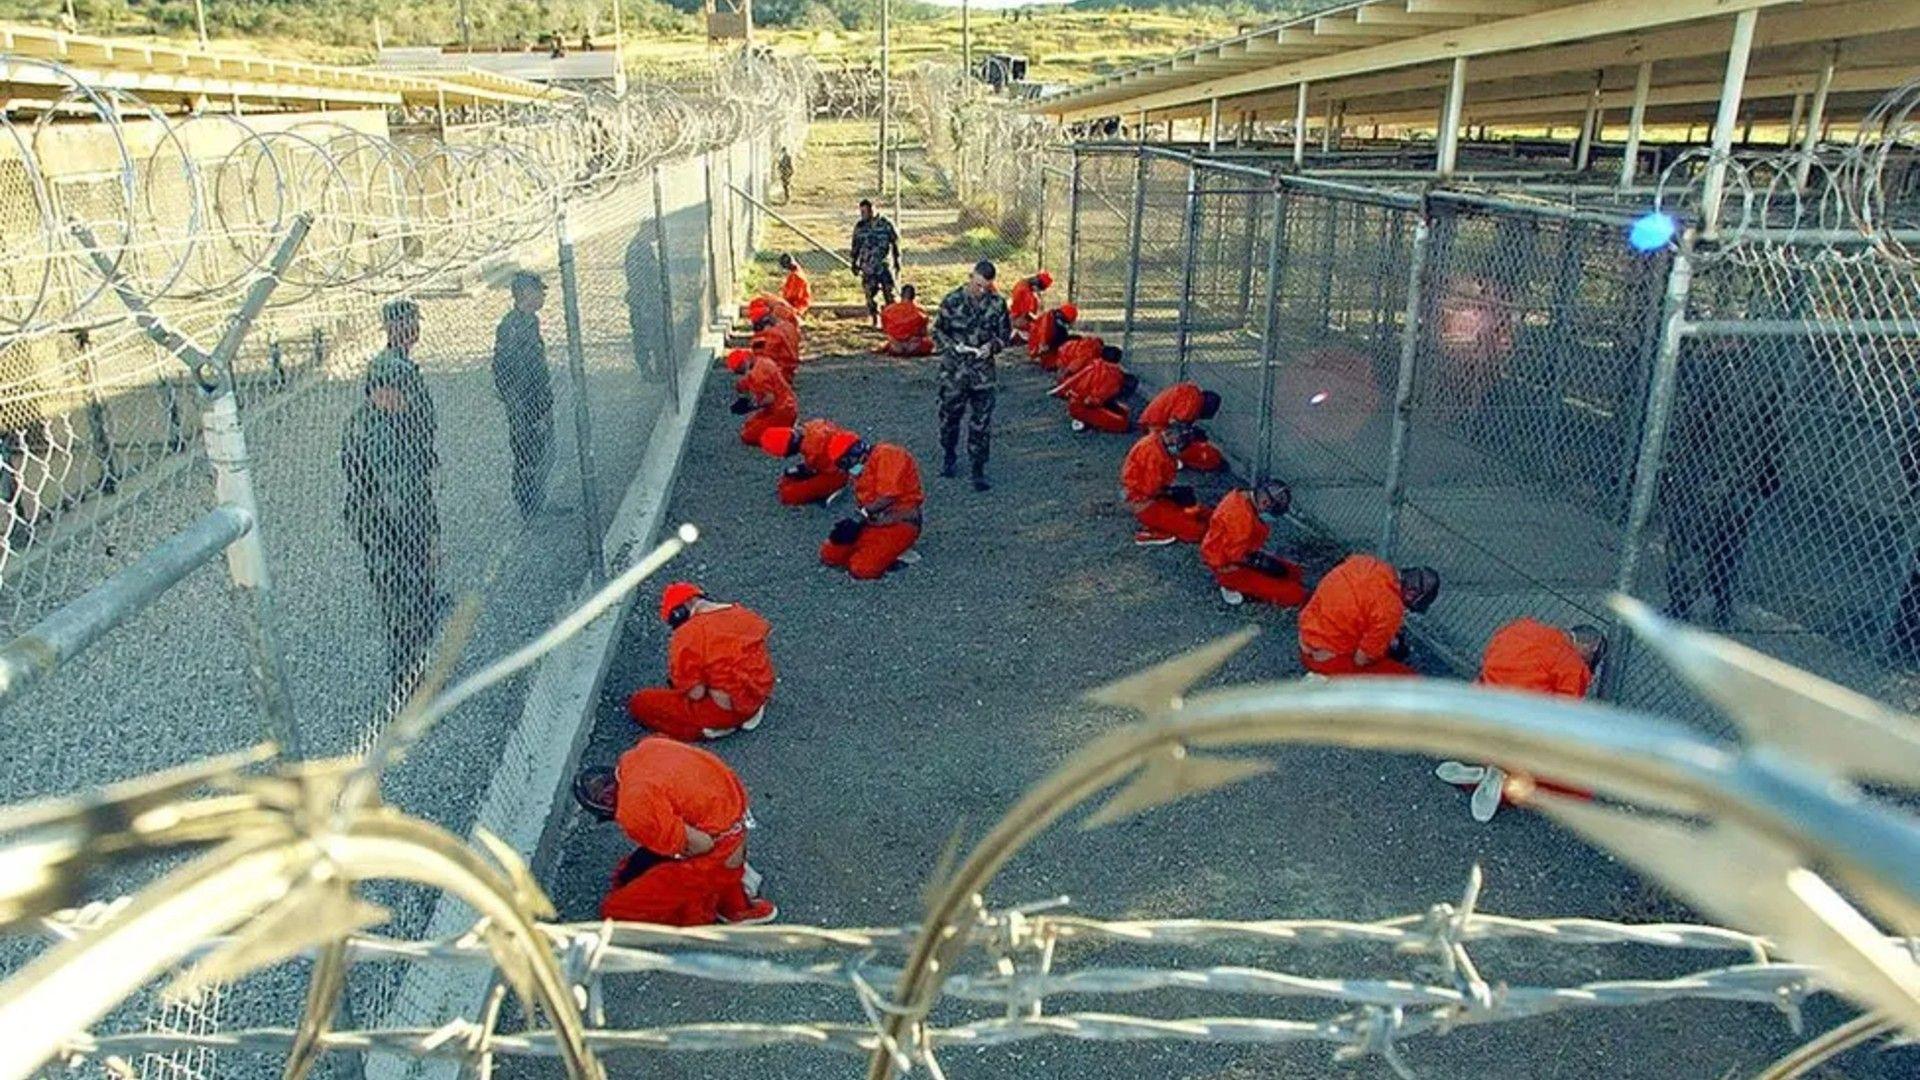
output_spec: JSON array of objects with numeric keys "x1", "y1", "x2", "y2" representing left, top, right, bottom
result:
[{"x1": 1629, "y1": 211, "x2": 1678, "y2": 253}]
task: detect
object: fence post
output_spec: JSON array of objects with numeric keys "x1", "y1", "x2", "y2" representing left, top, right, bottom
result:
[
  {"x1": 554, "y1": 202, "x2": 608, "y2": 580},
  {"x1": 1377, "y1": 206, "x2": 1434, "y2": 559},
  {"x1": 1599, "y1": 242, "x2": 1695, "y2": 698},
  {"x1": 1316, "y1": 197, "x2": 1339, "y2": 331},
  {"x1": 651, "y1": 166, "x2": 682, "y2": 408},
  {"x1": 1254, "y1": 183, "x2": 1287, "y2": 484},
  {"x1": 1174, "y1": 160, "x2": 1203, "y2": 379},
  {"x1": 703, "y1": 151, "x2": 724, "y2": 330},
  {"x1": 1119, "y1": 146, "x2": 1150, "y2": 359},
  {"x1": 1065, "y1": 146, "x2": 1083, "y2": 305}
]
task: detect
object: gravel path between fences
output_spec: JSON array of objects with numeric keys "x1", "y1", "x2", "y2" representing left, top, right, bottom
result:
[{"x1": 533, "y1": 330, "x2": 1884, "y2": 1080}]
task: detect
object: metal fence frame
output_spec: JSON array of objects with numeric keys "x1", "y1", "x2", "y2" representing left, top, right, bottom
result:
[{"x1": 1046, "y1": 141, "x2": 1920, "y2": 737}]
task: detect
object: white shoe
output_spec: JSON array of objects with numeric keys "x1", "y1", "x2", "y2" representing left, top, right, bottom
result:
[
  {"x1": 1299, "y1": 672, "x2": 1329, "y2": 683},
  {"x1": 701, "y1": 725, "x2": 736, "y2": 740},
  {"x1": 1470, "y1": 766, "x2": 1507, "y2": 823},
  {"x1": 1070, "y1": 419, "x2": 1087, "y2": 432},
  {"x1": 823, "y1": 487, "x2": 844, "y2": 507},
  {"x1": 741, "y1": 862, "x2": 764, "y2": 897},
  {"x1": 896, "y1": 549, "x2": 922, "y2": 565},
  {"x1": 741, "y1": 705, "x2": 766, "y2": 731},
  {"x1": 1134, "y1": 532, "x2": 1178, "y2": 547},
  {"x1": 1434, "y1": 761, "x2": 1485, "y2": 785},
  {"x1": 1219, "y1": 587, "x2": 1245, "y2": 605}
]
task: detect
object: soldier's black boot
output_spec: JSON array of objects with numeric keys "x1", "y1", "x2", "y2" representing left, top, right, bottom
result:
[
  {"x1": 971, "y1": 466, "x2": 992, "y2": 492},
  {"x1": 940, "y1": 450, "x2": 957, "y2": 478}
]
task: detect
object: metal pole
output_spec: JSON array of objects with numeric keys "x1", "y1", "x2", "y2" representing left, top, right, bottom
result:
[
  {"x1": 1120, "y1": 146, "x2": 1150, "y2": 360},
  {"x1": 1437, "y1": 56, "x2": 1468, "y2": 177},
  {"x1": 1065, "y1": 147, "x2": 1083, "y2": 305},
  {"x1": 1316, "y1": 196, "x2": 1337, "y2": 331},
  {"x1": 554, "y1": 203, "x2": 608, "y2": 579},
  {"x1": 703, "y1": 152, "x2": 723, "y2": 330},
  {"x1": 878, "y1": 0, "x2": 890, "y2": 196},
  {"x1": 1321, "y1": 97, "x2": 1336, "y2": 154},
  {"x1": 74, "y1": 216, "x2": 307, "y2": 756},
  {"x1": 1700, "y1": 8, "x2": 1758, "y2": 238},
  {"x1": 1377, "y1": 211, "x2": 1432, "y2": 559},
  {"x1": 1600, "y1": 243, "x2": 1694, "y2": 698},
  {"x1": 0, "y1": 505, "x2": 252, "y2": 704},
  {"x1": 1253, "y1": 186, "x2": 1286, "y2": 484},
  {"x1": 962, "y1": 0, "x2": 972, "y2": 91},
  {"x1": 1575, "y1": 71, "x2": 1602, "y2": 171},
  {"x1": 456, "y1": 0, "x2": 471, "y2": 49},
  {"x1": 1620, "y1": 61, "x2": 1652, "y2": 189},
  {"x1": 1207, "y1": 97, "x2": 1220, "y2": 151},
  {"x1": 650, "y1": 168, "x2": 681, "y2": 405},
  {"x1": 1787, "y1": 92, "x2": 1805, "y2": 147},
  {"x1": 1293, "y1": 83, "x2": 1309, "y2": 169},
  {"x1": 1173, "y1": 161, "x2": 1202, "y2": 378},
  {"x1": 1795, "y1": 46, "x2": 1836, "y2": 190},
  {"x1": 193, "y1": 0, "x2": 208, "y2": 47}
]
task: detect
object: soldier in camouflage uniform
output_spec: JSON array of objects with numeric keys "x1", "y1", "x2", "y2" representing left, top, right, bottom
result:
[
  {"x1": 850, "y1": 199, "x2": 901, "y2": 326},
  {"x1": 343, "y1": 300, "x2": 444, "y2": 699},
  {"x1": 932, "y1": 260, "x2": 1013, "y2": 492},
  {"x1": 492, "y1": 271, "x2": 555, "y2": 519}
]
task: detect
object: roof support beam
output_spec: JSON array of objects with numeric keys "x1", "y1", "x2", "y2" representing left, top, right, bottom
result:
[
  {"x1": 1357, "y1": 3, "x2": 1482, "y2": 28},
  {"x1": 1294, "y1": 79, "x2": 1310, "y2": 167},
  {"x1": 1702, "y1": 8, "x2": 1759, "y2": 237},
  {"x1": 1620, "y1": 60, "x2": 1653, "y2": 188},
  {"x1": 1795, "y1": 45, "x2": 1837, "y2": 189},
  {"x1": 1438, "y1": 56, "x2": 1468, "y2": 176}
]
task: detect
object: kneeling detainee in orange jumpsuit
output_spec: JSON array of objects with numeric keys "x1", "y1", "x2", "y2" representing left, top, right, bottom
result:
[
  {"x1": 1201, "y1": 481, "x2": 1307, "y2": 607},
  {"x1": 820, "y1": 434, "x2": 924, "y2": 579},
  {"x1": 874, "y1": 284, "x2": 935, "y2": 357},
  {"x1": 627, "y1": 582, "x2": 776, "y2": 741},
  {"x1": 1123, "y1": 427, "x2": 1212, "y2": 546},
  {"x1": 1028, "y1": 304, "x2": 1076, "y2": 368},
  {"x1": 726, "y1": 348, "x2": 797, "y2": 447},
  {"x1": 1437, "y1": 619, "x2": 1607, "y2": 820},
  {"x1": 759, "y1": 419, "x2": 854, "y2": 506},
  {"x1": 1140, "y1": 381, "x2": 1227, "y2": 471},
  {"x1": 1297, "y1": 555, "x2": 1439, "y2": 677},
  {"x1": 575, "y1": 736, "x2": 777, "y2": 926},
  {"x1": 1052, "y1": 345, "x2": 1136, "y2": 433}
]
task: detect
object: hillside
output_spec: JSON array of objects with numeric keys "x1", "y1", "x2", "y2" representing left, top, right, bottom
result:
[{"x1": 0, "y1": 2, "x2": 1238, "y2": 84}]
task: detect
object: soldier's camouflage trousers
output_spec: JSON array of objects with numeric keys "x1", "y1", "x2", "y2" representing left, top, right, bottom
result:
[{"x1": 937, "y1": 381, "x2": 996, "y2": 472}]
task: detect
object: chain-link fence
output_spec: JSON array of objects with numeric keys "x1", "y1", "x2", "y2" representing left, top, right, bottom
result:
[
  {"x1": 1051, "y1": 138, "x2": 1920, "y2": 740},
  {"x1": 0, "y1": 50, "x2": 804, "y2": 1079}
]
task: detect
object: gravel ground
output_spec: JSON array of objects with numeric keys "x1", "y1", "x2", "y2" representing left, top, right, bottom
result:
[{"x1": 534, "y1": 330, "x2": 1899, "y2": 1079}]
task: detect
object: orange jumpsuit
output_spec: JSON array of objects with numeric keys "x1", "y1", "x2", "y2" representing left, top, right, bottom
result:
[
  {"x1": 1056, "y1": 358, "x2": 1131, "y2": 433},
  {"x1": 1028, "y1": 309, "x2": 1072, "y2": 367},
  {"x1": 1298, "y1": 554, "x2": 1415, "y2": 677},
  {"x1": 779, "y1": 419, "x2": 852, "y2": 506},
  {"x1": 751, "y1": 325, "x2": 801, "y2": 383},
  {"x1": 1009, "y1": 277, "x2": 1044, "y2": 334},
  {"x1": 627, "y1": 603, "x2": 777, "y2": 740},
  {"x1": 1201, "y1": 491, "x2": 1307, "y2": 606},
  {"x1": 734, "y1": 356, "x2": 798, "y2": 447},
  {"x1": 820, "y1": 443, "x2": 923, "y2": 579},
  {"x1": 781, "y1": 269, "x2": 811, "y2": 315},
  {"x1": 601, "y1": 736, "x2": 757, "y2": 925},
  {"x1": 1122, "y1": 433, "x2": 1211, "y2": 543},
  {"x1": 1140, "y1": 382, "x2": 1226, "y2": 472},
  {"x1": 874, "y1": 299, "x2": 934, "y2": 356},
  {"x1": 1054, "y1": 336, "x2": 1105, "y2": 379},
  {"x1": 1466, "y1": 618, "x2": 1596, "y2": 803}
]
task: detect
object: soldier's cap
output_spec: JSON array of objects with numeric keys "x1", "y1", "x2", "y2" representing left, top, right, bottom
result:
[
  {"x1": 510, "y1": 270, "x2": 546, "y2": 294},
  {"x1": 759, "y1": 426, "x2": 800, "y2": 458},
  {"x1": 365, "y1": 351, "x2": 415, "y2": 391},
  {"x1": 972, "y1": 259, "x2": 997, "y2": 281},
  {"x1": 381, "y1": 298, "x2": 420, "y2": 324},
  {"x1": 659, "y1": 581, "x2": 704, "y2": 624}
]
